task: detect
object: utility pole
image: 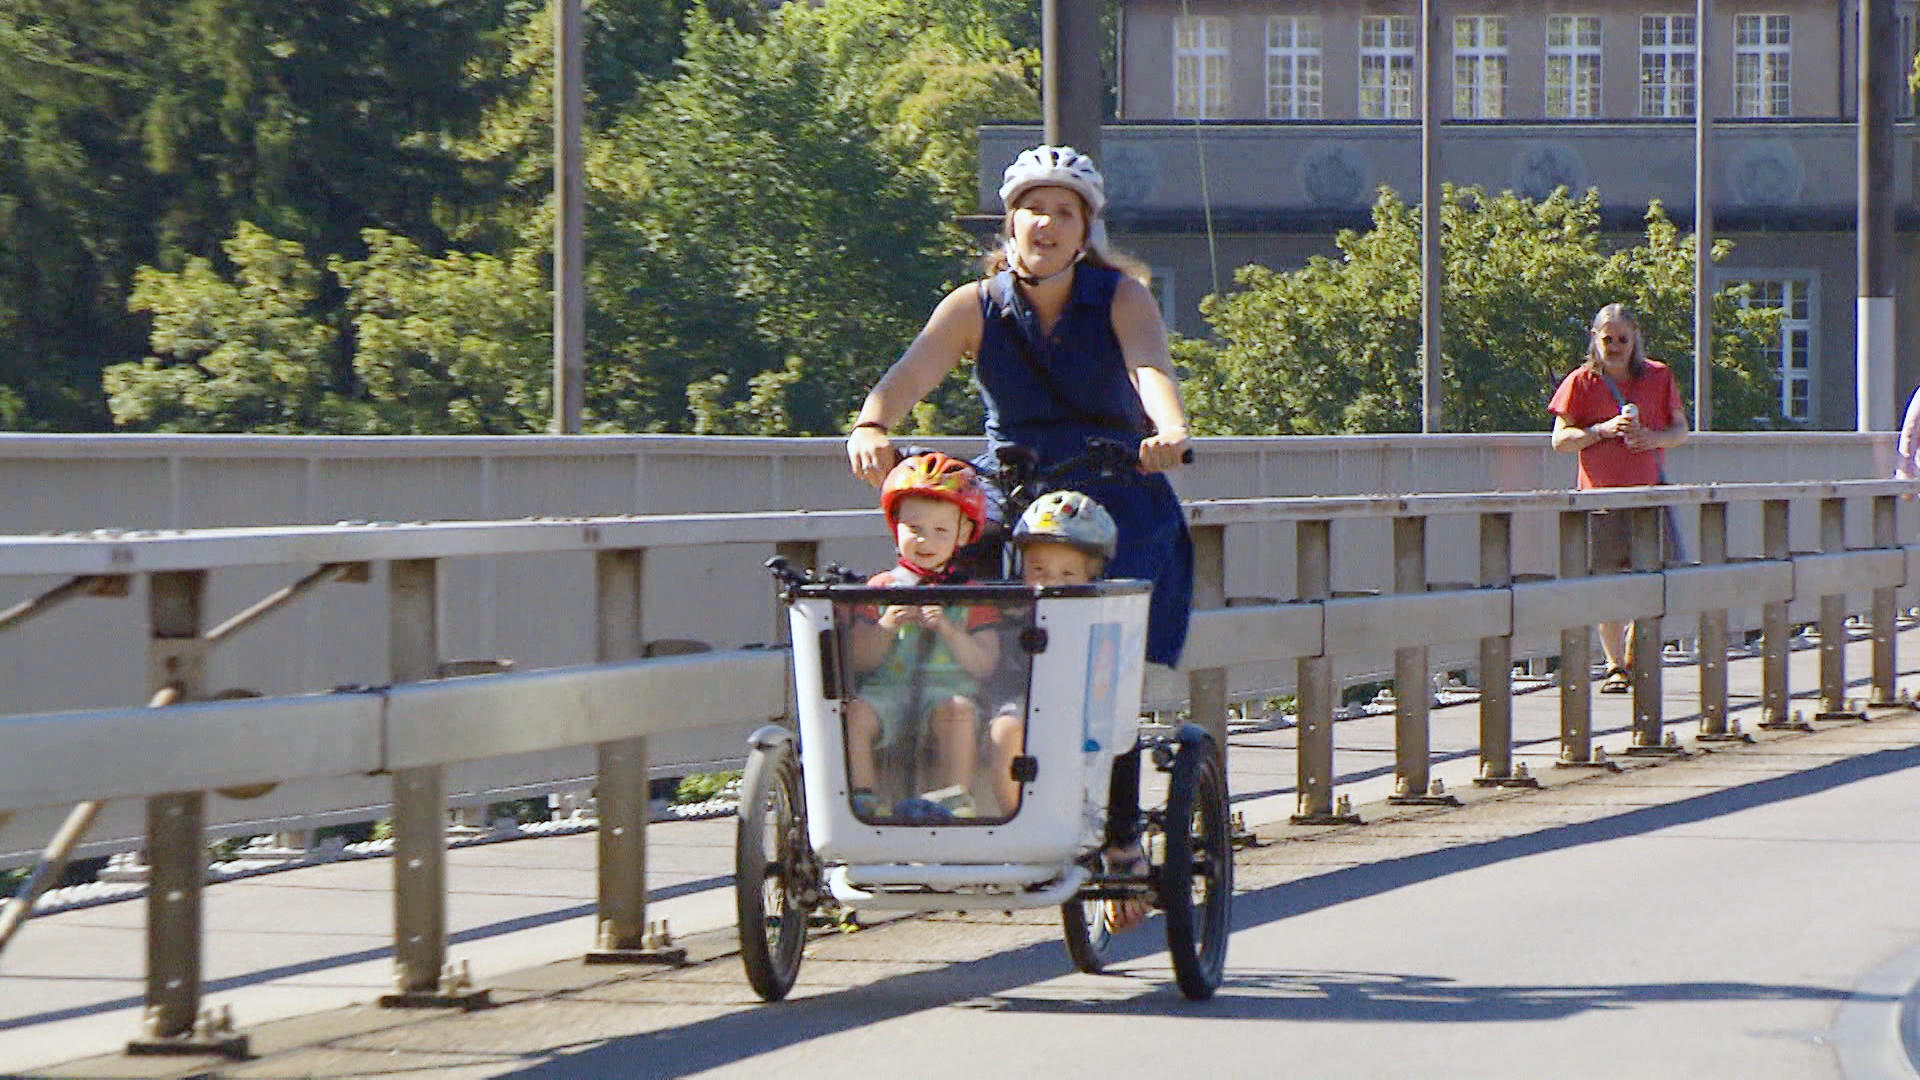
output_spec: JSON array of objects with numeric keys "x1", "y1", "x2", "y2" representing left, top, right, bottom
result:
[
  {"x1": 552, "y1": 0, "x2": 585, "y2": 434},
  {"x1": 1419, "y1": 0, "x2": 1443, "y2": 433},
  {"x1": 1693, "y1": 0, "x2": 1713, "y2": 431},
  {"x1": 1042, "y1": 0, "x2": 1104, "y2": 156},
  {"x1": 1857, "y1": 0, "x2": 1898, "y2": 431}
]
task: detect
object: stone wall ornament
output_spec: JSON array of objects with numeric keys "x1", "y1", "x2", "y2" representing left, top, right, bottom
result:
[
  {"x1": 1730, "y1": 139, "x2": 1804, "y2": 205},
  {"x1": 1509, "y1": 143, "x2": 1588, "y2": 202},
  {"x1": 1100, "y1": 143, "x2": 1158, "y2": 208},
  {"x1": 1300, "y1": 144, "x2": 1369, "y2": 208}
]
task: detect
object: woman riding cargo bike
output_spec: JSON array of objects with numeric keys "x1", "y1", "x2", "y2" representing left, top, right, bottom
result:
[{"x1": 733, "y1": 144, "x2": 1229, "y2": 1003}]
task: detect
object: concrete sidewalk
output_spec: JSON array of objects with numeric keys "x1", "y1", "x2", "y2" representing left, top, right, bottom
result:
[{"x1": 6, "y1": 626, "x2": 1917, "y2": 1077}]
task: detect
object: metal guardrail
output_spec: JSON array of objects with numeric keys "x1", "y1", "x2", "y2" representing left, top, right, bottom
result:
[{"x1": 1, "y1": 476, "x2": 1915, "y2": 1052}]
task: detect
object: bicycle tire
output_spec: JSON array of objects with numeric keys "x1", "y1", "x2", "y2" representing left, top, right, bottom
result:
[{"x1": 1159, "y1": 733, "x2": 1232, "y2": 1000}]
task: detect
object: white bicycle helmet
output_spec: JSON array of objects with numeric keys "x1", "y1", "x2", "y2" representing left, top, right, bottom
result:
[
  {"x1": 998, "y1": 145, "x2": 1107, "y2": 218},
  {"x1": 1013, "y1": 490, "x2": 1118, "y2": 561}
]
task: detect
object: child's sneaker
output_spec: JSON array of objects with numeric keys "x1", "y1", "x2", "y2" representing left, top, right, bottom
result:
[
  {"x1": 922, "y1": 785, "x2": 978, "y2": 818},
  {"x1": 891, "y1": 797, "x2": 954, "y2": 824},
  {"x1": 850, "y1": 789, "x2": 886, "y2": 819}
]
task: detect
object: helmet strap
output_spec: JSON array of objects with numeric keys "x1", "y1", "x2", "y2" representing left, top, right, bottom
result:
[{"x1": 1005, "y1": 238, "x2": 1083, "y2": 286}]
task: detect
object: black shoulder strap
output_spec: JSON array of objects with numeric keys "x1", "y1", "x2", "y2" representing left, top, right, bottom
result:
[
  {"x1": 1595, "y1": 370, "x2": 1629, "y2": 410},
  {"x1": 1594, "y1": 368, "x2": 1672, "y2": 484},
  {"x1": 978, "y1": 279, "x2": 1148, "y2": 436}
]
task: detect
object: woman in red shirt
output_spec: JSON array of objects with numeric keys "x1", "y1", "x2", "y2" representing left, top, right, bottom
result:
[{"x1": 1547, "y1": 304, "x2": 1690, "y2": 693}]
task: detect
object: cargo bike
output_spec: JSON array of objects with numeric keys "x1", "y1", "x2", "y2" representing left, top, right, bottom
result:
[{"x1": 735, "y1": 439, "x2": 1232, "y2": 1002}]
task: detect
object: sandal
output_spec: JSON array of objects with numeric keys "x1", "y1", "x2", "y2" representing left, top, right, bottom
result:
[
  {"x1": 1599, "y1": 666, "x2": 1631, "y2": 694},
  {"x1": 1102, "y1": 843, "x2": 1151, "y2": 934}
]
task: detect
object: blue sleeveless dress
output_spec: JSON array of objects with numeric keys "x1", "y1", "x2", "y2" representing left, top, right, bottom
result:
[{"x1": 972, "y1": 266, "x2": 1194, "y2": 666}]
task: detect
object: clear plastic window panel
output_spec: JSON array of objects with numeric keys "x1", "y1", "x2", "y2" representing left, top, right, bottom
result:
[{"x1": 833, "y1": 595, "x2": 1036, "y2": 826}]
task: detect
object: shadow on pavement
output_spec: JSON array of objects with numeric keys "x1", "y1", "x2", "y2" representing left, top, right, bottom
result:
[
  {"x1": 0, "y1": 875, "x2": 729, "y2": 1032},
  {"x1": 490, "y1": 743, "x2": 1920, "y2": 1078}
]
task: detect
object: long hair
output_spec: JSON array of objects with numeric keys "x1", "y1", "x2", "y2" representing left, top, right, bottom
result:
[
  {"x1": 1583, "y1": 302, "x2": 1649, "y2": 379},
  {"x1": 982, "y1": 189, "x2": 1152, "y2": 287}
]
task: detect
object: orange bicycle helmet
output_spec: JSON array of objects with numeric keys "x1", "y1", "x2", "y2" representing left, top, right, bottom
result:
[{"x1": 880, "y1": 452, "x2": 988, "y2": 541}]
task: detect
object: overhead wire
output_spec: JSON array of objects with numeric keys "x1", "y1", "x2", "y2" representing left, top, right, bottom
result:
[{"x1": 1176, "y1": 0, "x2": 1223, "y2": 302}]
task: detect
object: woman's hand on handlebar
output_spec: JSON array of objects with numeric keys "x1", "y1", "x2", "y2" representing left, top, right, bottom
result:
[
  {"x1": 847, "y1": 426, "x2": 898, "y2": 488},
  {"x1": 1137, "y1": 428, "x2": 1192, "y2": 474}
]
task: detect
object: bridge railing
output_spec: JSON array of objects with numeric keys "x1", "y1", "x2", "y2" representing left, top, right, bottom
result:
[{"x1": 0, "y1": 476, "x2": 1914, "y2": 1051}]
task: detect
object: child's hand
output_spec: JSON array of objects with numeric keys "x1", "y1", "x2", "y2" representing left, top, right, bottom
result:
[
  {"x1": 877, "y1": 605, "x2": 913, "y2": 631},
  {"x1": 917, "y1": 605, "x2": 951, "y2": 631}
]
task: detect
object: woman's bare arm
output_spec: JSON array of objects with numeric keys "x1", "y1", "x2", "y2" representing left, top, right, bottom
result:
[
  {"x1": 847, "y1": 283, "x2": 984, "y2": 486},
  {"x1": 1110, "y1": 277, "x2": 1190, "y2": 473}
]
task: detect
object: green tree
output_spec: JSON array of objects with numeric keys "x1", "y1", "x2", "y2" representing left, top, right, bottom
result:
[
  {"x1": 585, "y1": 9, "x2": 971, "y2": 435},
  {"x1": 104, "y1": 223, "x2": 348, "y2": 432},
  {"x1": 1183, "y1": 185, "x2": 1782, "y2": 435},
  {"x1": 0, "y1": 0, "x2": 533, "y2": 428},
  {"x1": 331, "y1": 230, "x2": 551, "y2": 434},
  {"x1": 777, "y1": 0, "x2": 1039, "y2": 207}
]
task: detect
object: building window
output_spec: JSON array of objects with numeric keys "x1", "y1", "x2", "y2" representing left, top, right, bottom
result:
[
  {"x1": 1733, "y1": 14, "x2": 1791, "y2": 117},
  {"x1": 1174, "y1": 17, "x2": 1229, "y2": 119},
  {"x1": 1266, "y1": 16, "x2": 1323, "y2": 119},
  {"x1": 1545, "y1": 15, "x2": 1602, "y2": 118},
  {"x1": 1640, "y1": 14, "x2": 1696, "y2": 118},
  {"x1": 1453, "y1": 16, "x2": 1508, "y2": 118},
  {"x1": 1731, "y1": 277, "x2": 1814, "y2": 422},
  {"x1": 1359, "y1": 16, "x2": 1415, "y2": 119}
]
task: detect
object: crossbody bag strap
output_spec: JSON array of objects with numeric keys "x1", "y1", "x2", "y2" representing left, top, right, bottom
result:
[
  {"x1": 979, "y1": 279, "x2": 1148, "y2": 436},
  {"x1": 1595, "y1": 369, "x2": 1671, "y2": 485}
]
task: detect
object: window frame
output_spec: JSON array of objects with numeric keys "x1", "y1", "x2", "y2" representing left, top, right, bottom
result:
[
  {"x1": 1545, "y1": 14, "x2": 1603, "y2": 119},
  {"x1": 1359, "y1": 15, "x2": 1416, "y2": 120},
  {"x1": 1732, "y1": 13, "x2": 1791, "y2": 118},
  {"x1": 1173, "y1": 16, "x2": 1231, "y2": 120},
  {"x1": 1726, "y1": 273, "x2": 1818, "y2": 424},
  {"x1": 1265, "y1": 15, "x2": 1324, "y2": 120},
  {"x1": 1452, "y1": 15, "x2": 1509, "y2": 119},
  {"x1": 1639, "y1": 13, "x2": 1698, "y2": 118}
]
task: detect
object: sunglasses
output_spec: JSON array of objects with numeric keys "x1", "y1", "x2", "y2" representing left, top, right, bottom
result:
[{"x1": 1594, "y1": 333, "x2": 1633, "y2": 345}]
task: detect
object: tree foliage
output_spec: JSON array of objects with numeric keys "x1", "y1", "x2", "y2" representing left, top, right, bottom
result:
[
  {"x1": 1182, "y1": 186, "x2": 1784, "y2": 435},
  {"x1": 3, "y1": 0, "x2": 1045, "y2": 434},
  {"x1": 583, "y1": 8, "x2": 972, "y2": 435},
  {"x1": 106, "y1": 223, "x2": 344, "y2": 432}
]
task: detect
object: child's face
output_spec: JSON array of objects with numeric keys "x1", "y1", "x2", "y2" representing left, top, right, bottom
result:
[
  {"x1": 1021, "y1": 541, "x2": 1102, "y2": 587},
  {"x1": 893, "y1": 495, "x2": 969, "y2": 572}
]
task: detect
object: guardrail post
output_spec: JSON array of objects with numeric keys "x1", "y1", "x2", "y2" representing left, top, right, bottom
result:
[
  {"x1": 1474, "y1": 511, "x2": 1531, "y2": 787},
  {"x1": 1813, "y1": 497, "x2": 1865, "y2": 721},
  {"x1": 1187, "y1": 524, "x2": 1229, "y2": 760},
  {"x1": 1756, "y1": 499, "x2": 1803, "y2": 729},
  {"x1": 129, "y1": 570, "x2": 244, "y2": 1057},
  {"x1": 1388, "y1": 515, "x2": 1454, "y2": 805},
  {"x1": 1290, "y1": 519, "x2": 1353, "y2": 824},
  {"x1": 588, "y1": 547, "x2": 683, "y2": 964},
  {"x1": 381, "y1": 558, "x2": 487, "y2": 1009},
  {"x1": 1694, "y1": 501, "x2": 1745, "y2": 743},
  {"x1": 1869, "y1": 494, "x2": 1901, "y2": 708},
  {"x1": 1556, "y1": 510, "x2": 1608, "y2": 768},
  {"x1": 1624, "y1": 506, "x2": 1680, "y2": 756}
]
